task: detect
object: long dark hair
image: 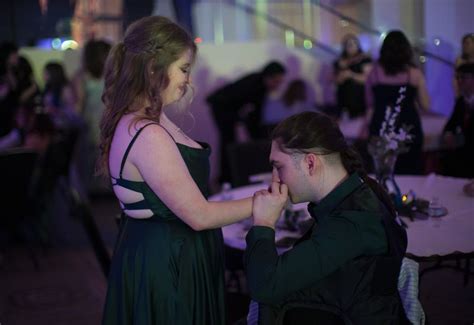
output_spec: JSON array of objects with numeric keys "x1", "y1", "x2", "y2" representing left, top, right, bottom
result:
[
  {"x1": 83, "y1": 39, "x2": 112, "y2": 79},
  {"x1": 341, "y1": 34, "x2": 363, "y2": 59},
  {"x1": 271, "y1": 111, "x2": 397, "y2": 217},
  {"x1": 98, "y1": 16, "x2": 197, "y2": 176},
  {"x1": 44, "y1": 62, "x2": 69, "y2": 108},
  {"x1": 379, "y1": 30, "x2": 414, "y2": 75},
  {"x1": 461, "y1": 33, "x2": 474, "y2": 60},
  {"x1": 282, "y1": 79, "x2": 306, "y2": 107}
]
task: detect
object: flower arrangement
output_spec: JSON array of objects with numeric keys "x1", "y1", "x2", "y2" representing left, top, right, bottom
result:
[
  {"x1": 368, "y1": 86, "x2": 413, "y2": 157},
  {"x1": 367, "y1": 87, "x2": 414, "y2": 208}
]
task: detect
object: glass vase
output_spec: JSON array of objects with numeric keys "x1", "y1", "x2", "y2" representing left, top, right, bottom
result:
[{"x1": 372, "y1": 152, "x2": 402, "y2": 208}]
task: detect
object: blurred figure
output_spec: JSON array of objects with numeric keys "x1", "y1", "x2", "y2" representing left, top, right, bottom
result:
[
  {"x1": 0, "y1": 42, "x2": 19, "y2": 137},
  {"x1": 442, "y1": 63, "x2": 474, "y2": 178},
  {"x1": 333, "y1": 34, "x2": 372, "y2": 119},
  {"x1": 23, "y1": 112, "x2": 56, "y2": 156},
  {"x1": 207, "y1": 61, "x2": 286, "y2": 183},
  {"x1": 454, "y1": 33, "x2": 474, "y2": 97},
  {"x1": 364, "y1": 30, "x2": 430, "y2": 175},
  {"x1": 0, "y1": 56, "x2": 40, "y2": 150},
  {"x1": 262, "y1": 79, "x2": 312, "y2": 132},
  {"x1": 455, "y1": 33, "x2": 474, "y2": 68},
  {"x1": 71, "y1": 39, "x2": 111, "y2": 194},
  {"x1": 15, "y1": 56, "x2": 40, "y2": 108},
  {"x1": 42, "y1": 62, "x2": 77, "y2": 128}
]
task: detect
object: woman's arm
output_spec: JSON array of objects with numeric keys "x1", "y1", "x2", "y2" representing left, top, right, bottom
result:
[
  {"x1": 414, "y1": 69, "x2": 430, "y2": 112},
  {"x1": 131, "y1": 125, "x2": 252, "y2": 230},
  {"x1": 351, "y1": 62, "x2": 372, "y2": 84},
  {"x1": 359, "y1": 67, "x2": 376, "y2": 138}
]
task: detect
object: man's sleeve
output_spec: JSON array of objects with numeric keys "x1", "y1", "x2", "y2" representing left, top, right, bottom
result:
[{"x1": 244, "y1": 215, "x2": 367, "y2": 305}]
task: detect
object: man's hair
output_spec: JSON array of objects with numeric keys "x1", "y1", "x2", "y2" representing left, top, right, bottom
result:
[
  {"x1": 271, "y1": 111, "x2": 398, "y2": 219},
  {"x1": 262, "y1": 61, "x2": 286, "y2": 77}
]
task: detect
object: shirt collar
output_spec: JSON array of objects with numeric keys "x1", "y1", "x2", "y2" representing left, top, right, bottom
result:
[{"x1": 307, "y1": 172, "x2": 364, "y2": 220}]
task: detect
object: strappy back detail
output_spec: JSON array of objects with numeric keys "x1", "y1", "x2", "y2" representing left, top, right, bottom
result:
[{"x1": 111, "y1": 122, "x2": 177, "y2": 212}]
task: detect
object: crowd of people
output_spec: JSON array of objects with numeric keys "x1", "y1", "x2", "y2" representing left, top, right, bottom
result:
[
  {"x1": 207, "y1": 31, "x2": 473, "y2": 180},
  {"x1": 0, "y1": 39, "x2": 111, "y2": 194}
]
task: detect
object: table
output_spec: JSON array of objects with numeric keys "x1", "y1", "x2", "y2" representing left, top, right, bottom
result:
[
  {"x1": 212, "y1": 174, "x2": 472, "y2": 321},
  {"x1": 211, "y1": 174, "x2": 474, "y2": 272}
]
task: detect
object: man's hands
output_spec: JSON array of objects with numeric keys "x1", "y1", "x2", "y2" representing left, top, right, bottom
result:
[{"x1": 252, "y1": 179, "x2": 289, "y2": 230}]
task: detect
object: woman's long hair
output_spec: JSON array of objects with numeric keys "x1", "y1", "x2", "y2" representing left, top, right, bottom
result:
[
  {"x1": 461, "y1": 33, "x2": 474, "y2": 61},
  {"x1": 271, "y1": 111, "x2": 397, "y2": 217},
  {"x1": 282, "y1": 79, "x2": 306, "y2": 107},
  {"x1": 98, "y1": 16, "x2": 196, "y2": 176},
  {"x1": 44, "y1": 62, "x2": 69, "y2": 108},
  {"x1": 340, "y1": 34, "x2": 363, "y2": 59},
  {"x1": 379, "y1": 30, "x2": 414, "y2": 75}
]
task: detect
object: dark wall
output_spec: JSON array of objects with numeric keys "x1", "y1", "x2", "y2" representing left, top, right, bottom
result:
[{"x1": 0, "y1": 0, "x2": 74, "y2": 46}]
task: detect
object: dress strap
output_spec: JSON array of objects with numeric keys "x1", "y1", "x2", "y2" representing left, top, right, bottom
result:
[
  {"x1": 119, "y1": 122, "x2": 158, "y2": 178},
  {"x1": 118, "y1": 122, "x2": 178, "y2": 178}
]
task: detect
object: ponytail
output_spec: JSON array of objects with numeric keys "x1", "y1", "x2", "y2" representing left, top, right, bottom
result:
[{"x1": 340, "y1": 146, "x2": 397, "y2": 218}]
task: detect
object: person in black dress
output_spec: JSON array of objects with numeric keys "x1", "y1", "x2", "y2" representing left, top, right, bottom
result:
[
  {"x1": 206, "y1": 61, "x2": 286, "y2": 183},
  {"x1": 364, "y1": 30, "x2": 430, "y2": 175},
  {"x1": 334, "y1": 34, "x2": 372, "y2": 119},
  {"x1": 99, "y1": 16, "x2": 253, "y2": 324}
]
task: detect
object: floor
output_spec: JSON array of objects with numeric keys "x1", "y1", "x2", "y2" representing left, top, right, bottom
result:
[{"x1": 0, "y1": 194, "x2": 472, "y2": 325}]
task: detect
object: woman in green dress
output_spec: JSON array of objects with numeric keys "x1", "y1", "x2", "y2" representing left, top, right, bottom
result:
[{"x1": 98, "y1": 16, "x2": 253, "y2": 324}]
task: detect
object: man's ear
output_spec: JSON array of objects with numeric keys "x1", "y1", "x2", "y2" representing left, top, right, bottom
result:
[{"x1": 304, "y1": 153, "x2": 319, "y2": 176}]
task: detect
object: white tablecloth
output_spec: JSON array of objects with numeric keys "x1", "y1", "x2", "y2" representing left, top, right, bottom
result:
[
  {"x1": 210, "y1": 174, "x2": 474, "y2": 258},
  {"x1": 396, "y1": 174, "x2": 474, "y2": 257}
]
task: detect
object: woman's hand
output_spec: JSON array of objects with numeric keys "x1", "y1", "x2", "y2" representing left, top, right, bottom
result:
[{"x1": 252, "y1": 180, "x2": 288, "y2": 229}]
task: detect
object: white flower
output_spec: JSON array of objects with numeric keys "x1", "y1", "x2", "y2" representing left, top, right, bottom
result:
[
  {"x1": 397, "y1": 129, "x2": 407, "y2": 141},
  {"x1": 387, "y1": 140, "x2": 398, "y2": 150},
  {"x1": 396, "y1": 95, "x2": 405, "y2": 104}
]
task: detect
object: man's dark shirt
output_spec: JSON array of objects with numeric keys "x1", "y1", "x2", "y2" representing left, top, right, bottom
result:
[{"x1": 245, "y1": 173, "x2": 407, "y2": 324}]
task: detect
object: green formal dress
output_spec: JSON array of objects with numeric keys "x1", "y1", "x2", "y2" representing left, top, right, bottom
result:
[{"x1": 102, "y1": 123, "x2": 226, "y2": 325}]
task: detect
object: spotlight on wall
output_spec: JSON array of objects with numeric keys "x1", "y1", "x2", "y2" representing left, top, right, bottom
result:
[
  {"x1": 60, "y1": 40, "x2": 78, "y2": 51},
  {"x1": 303, "y1": 40, "x2": 313, "y2": 49},
  {"x1": 51, "y1": 38, "x2": 62, "y2": 50},
  {"x1": 434, "y1": 38, "x2": 441, "y2": 46}
]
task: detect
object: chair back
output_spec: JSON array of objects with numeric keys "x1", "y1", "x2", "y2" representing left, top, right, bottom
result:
[{"x1": 0, "y1": 148, "x2": 38, "y2": 217}]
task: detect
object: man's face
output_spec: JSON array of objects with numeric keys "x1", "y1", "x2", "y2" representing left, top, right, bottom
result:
[
  {"x1": 264, "y1": 74, "x2": 284, "y2": 92},
  {"x1": 269, "y1": 141, "x2": 311, "y2": 203},
  {"x1": 457, "y1": 73, "x2": 474, "y2": 97}
]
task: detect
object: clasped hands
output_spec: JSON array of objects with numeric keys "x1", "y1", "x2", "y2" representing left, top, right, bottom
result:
[{"x1": 251, "y1": 173, "x2": 289, "y2": 230}]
